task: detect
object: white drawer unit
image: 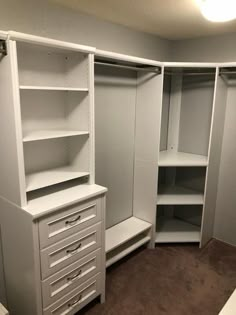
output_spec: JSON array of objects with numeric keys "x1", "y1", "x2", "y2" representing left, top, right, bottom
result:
[
  {"x1": 41, "y1": 223, "x2": 102, "y2": 279},
  {"x1": 43, "y1": 273, "x2": 101, "y2": 315},
  {"x1": 39, "y1": 198, "x2": 102, "y2": 248},
  {"x1": 42, "y1": 249, "x2": 101, "y2": 307}
]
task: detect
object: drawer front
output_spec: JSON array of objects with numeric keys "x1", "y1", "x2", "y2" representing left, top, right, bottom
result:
[
  {"x1": 43, "y1": 273, "x2": 101, "y2": 315},
  {"x1": 42, "y1": 249, "x2": 101, "y2": 308},
  {"x1": 41, "y1": 223, "x2": 101, "y2": 279},
  {"x1": 39, "y1": 198, "x2": 101, "y2": 249}
]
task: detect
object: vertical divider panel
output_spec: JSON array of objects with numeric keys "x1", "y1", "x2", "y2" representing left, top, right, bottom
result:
[
  {"x1": 0, "y1": 40, "x2": 27, "y2": 207},
  {"x1": 200, "y1": 68, "x2": 227, "y2": 247},
  {"x1": 133, "y1": 68, "x2": 164, "y2": 247},
  {"x1": 167, "y1": 75, "x2": 183, "y2": 152},
  {"x1": 88, "y1": 54, "x2": 95, "y2": 184}
]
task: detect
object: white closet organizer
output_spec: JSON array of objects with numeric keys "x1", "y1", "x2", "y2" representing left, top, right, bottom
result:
[
  {"x1": 95, "y1": 50, "x2": 163, "y2": 267},
  {"x1": 156, "y1": 63, "x2": 224, "y2": 247},
  {"x1": 0, "y1": 32, "x2": 107, "y2": 315}
]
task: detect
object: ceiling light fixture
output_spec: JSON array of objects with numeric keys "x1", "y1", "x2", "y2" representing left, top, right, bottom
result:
[{"x1": 199, "y1": 0, "x2": 236, "y2": 22}]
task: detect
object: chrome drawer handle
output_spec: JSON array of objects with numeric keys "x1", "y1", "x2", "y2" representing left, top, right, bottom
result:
[
  {"x1": 68, "y1": 295, "x2": 82, "y2": 308},
  {"x1": 66, "y1": 243, "x2": 81, "y2": 254},
  {"x1": 65, "y1": 215, "x2": 81, "y2": 226},
  {"x1": 67, "y1": 269, "x2": 82, "y2": 281}
]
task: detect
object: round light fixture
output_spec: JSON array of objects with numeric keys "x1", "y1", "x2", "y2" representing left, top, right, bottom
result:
[{"x1": 199, "y1": 0, "x2": 236, "y2": 22}]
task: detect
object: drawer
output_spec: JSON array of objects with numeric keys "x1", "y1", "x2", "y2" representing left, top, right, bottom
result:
[
  {"x1": 40, "y1": 223, "x2": 101, "y2": 279},
  {"x1": 42, "y1": 249, "x2": 101, "y2": 308},
  {"x1": 39, "y1": 198, "x2": 101, "y2": 249},
  {"x1": 43, "y1": 273, "x2": 101, "y2": 315}
]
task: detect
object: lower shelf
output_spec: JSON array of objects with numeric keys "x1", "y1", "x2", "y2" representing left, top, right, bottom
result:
[
  {"x1": 26, "y1": 166, "x2": 89, "y2": 192},
  {"x1": 106, "y1": 235, "x2": 150, "y2": 268},
  {"x1": 155, "y1": 217, "x2": 201, "y2": 243},
  {"x1": 105, "y1": 216, "x2": 152, "y2": 267}
]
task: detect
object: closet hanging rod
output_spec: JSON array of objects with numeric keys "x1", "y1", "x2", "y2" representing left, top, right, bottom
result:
[
  {"x1": 165, "y1": 71, "x2": 216, "y2": 76},
  {"x1": 220, "y1": 70, "x2": 236, "y2": 75},
  {"x1": 95, "y1": 60, "x2": 161, "y2": 74}
]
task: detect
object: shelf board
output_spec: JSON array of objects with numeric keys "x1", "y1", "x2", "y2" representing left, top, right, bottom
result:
[
  {"x1": 157, "y1": 185, "x2": 204, "y2": 205},
  {"x1": 106, "y1": 235, "x2": 150, "y2": 268},
  {"x1": 20, "y1": 85, "x2": 89, "y2": 92},
  {"x1": 26, "y1": 167, "x2": 89, "y2": 192},
  {"x1": 23, "y1": 130, "x2": 89, "y2": 142},
  {"x1": 158, "y1": 151, "x2": 208, "y2": 167},
  {"x1": 155, "y1": 217, "x2": 201, "y2": 243},
  {"x1": 106, "y1": 217, "x2": 152, "y2": 253}
]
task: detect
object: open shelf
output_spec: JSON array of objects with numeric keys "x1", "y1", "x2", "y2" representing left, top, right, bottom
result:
[
  {"x1": 19, "y1": 86, "x2": 89, "y2": 92},
  {"x1": 26, "y1": 166, "x2": 89, "y2": 192},
  {"x1": 105, "y1": 217, "x2": 152, "y2": 253},
  {"x1": 155, "y1": 217, "x2": 201, "y2": 243},
  {"x1": 106, "y1": 234, "x2": 150, "y2": 268},
  {"x1": 158, "y1": 151, "x2": 208, "y2": 167},
  {"x1": 23, "y1": 130, "x2": 89, "y2": 142},
  {"x1": 157, "y1": 185, "x2": 204, "y2": 205}
]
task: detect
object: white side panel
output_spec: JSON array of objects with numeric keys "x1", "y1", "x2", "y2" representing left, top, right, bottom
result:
[
  {"x1": 133, "y1": 71, "x2": 164, "y2": 245},
  {"x1": 0, "y1": 228, "x2": 7, "y2": 307},
  {"x1": 214, "y1": 79, "x2": 236, "y2": 246},
  {"x1": 201, "y1": 71, "x2": 227, "y2": 246},
  {"x1": 95, "y1": 66, "x2": 136, "y2": 228},
  {"x1": 0, "y1": 198, "x2": 41, "y2": 315},
  {"x1": 0, "y1": 40, "x2": 26, "y2": 206}
]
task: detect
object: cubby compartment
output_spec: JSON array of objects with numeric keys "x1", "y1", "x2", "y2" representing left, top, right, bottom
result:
[
  {"x1": 157, "y1": 167, "x2": 206, "y2": 205},
  {"x1": 159, "y1": 67, "x2": 216, "y2": 167},
  {"x1": 16, "y1": 42, "x2": 89, "y2": 89},
  {"x1": 20, "y1": 90, "x2": 90, "y2": 142},
  {"x1": 156, "y1": 205, "x2": 202, "y2": 243},
  {"x1": 23, "y1": 136, "x2": 90, "y2": 192}
]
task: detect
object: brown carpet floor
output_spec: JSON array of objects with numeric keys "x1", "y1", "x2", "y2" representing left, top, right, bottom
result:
[{"x1": 77, "y1": 239, "x2": 236, "y2": 315}]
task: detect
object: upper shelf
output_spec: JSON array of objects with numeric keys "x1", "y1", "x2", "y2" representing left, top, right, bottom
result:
[
  {"x1": 158, "y1": 151, "x2": 208, "y2": 167},
  {"x1": 23, "y1": 130, "x2": 89, "y2": 142},
  {"x1": 19, "y1": 86, "x2": 89, "y2": 92},
  {"x1": 157, "y1": 185, "x2": 204, "y2": 205}
]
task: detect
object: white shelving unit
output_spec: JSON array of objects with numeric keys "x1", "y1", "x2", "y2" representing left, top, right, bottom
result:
[
  {"x1": 0, "y1": 31, "x2": 107, "y2": 315},
  {"x1": 156, "y1": 64, "x2": 218, "y2": 246}
]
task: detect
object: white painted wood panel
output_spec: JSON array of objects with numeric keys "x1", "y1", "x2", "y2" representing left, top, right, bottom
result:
[
  {"x1": 219, "y1": 289, "x2": 236, "y2": 315},
  {"x1": 157, "y1": 185, "x2": 204, "y2": 205},
  {"x1": 95, "y1": 65, "x2": 136, "y2": 228},
  {"x1": 159, "y1": 151, "x2": 208, "y2": 167},
  {"x1": 0, "y1": 40, "x2": 26, "y2": 206},
  {"x1": 105, "y1": 217, "x2": 151, "y2": 253},
  {"x1": 156, "y1": 217, "x2": 200, "y2": 243}
]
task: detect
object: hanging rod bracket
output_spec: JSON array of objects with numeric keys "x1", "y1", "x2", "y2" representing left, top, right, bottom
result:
[{"x1": 0, "y1": 40, "x2": 7, "y2": 56}]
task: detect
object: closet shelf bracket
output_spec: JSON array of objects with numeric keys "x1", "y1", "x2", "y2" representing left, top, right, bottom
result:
[{"x1": 0, "y1": 40, "x2": 7, "y2": 56}]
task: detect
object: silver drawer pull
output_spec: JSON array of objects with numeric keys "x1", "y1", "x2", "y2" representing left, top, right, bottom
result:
[
  {"x1": 65, "y1": 215, "x2": 81, "y2": 226},
  {"x1": 67, "y1": 269, "x2": 82, "y2": 281},
  {"x1": 66, "y1": 243, "x2": 81, "y2": 254},
  {"x1": 68, "y1": 295, "x2": 82, "y2": 308}
]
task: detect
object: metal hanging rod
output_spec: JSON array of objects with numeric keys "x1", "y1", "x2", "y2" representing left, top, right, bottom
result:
[
  {"x1": 165, "y1": 71, "x2": 215, "y2": 76},
  {"x1": 220, "y1": 70, "x2": 236, "y2": 76},
  {"x1": 0, "y1": 40, "x2": 7, "y2": 56},
  {"x1": 95, "y1": 60, "x2": 161, "y2": 74}
]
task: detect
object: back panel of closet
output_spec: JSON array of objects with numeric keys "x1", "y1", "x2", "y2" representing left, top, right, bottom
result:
[{"x1": 95, "y1": 65, "x2": 136, "y2": 228}]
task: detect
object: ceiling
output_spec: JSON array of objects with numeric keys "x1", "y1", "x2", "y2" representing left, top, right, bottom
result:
[{"x1": 51, "y1": 0, "x2": 236, "y2": 40}]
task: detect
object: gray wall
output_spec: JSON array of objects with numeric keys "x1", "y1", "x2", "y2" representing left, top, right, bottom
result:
[
  {"x1": 0, "y1": 0, "x2": 171, "y2": 60},
  {"x1": 171, "y1": 34, "x2": 236, "y2": 246},
  {"x1": 171, "y1": 32, "x2": 236, "y2": 62}
]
